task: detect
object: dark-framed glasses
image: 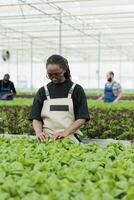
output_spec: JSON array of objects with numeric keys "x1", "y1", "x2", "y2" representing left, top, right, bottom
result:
[{"x1": 46, "y1": 69, "x2": 64, "y2": 79}]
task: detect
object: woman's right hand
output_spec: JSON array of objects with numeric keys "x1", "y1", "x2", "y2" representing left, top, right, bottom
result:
[{"x1": 36, "y1": 132, "x2": 48, "y2": 141}]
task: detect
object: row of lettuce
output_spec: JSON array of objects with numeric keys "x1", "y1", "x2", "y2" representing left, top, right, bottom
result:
[
  {"x1": 0, "y1": 98, "x2": 134, "y2": 140},
  {"x1": 0, "y1": 137, "x2": 134, "y2": 199},
  {"x1": 15, "y1": 91, "x2": 134, "y2": 100}
]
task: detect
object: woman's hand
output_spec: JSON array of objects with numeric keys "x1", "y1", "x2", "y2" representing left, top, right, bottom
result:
[
  {"x1": 33, "y1": 120, "x2": 47, "y2": 142},
  {"x1": 53, "y1": 119, "x2": 86, "y2": 140},
  {"x1": 36, "y1": 132, "x2": 48, "y2": 141},
  {"x1": 53, "y1": 131, "x2": 69, "y2": 140}
]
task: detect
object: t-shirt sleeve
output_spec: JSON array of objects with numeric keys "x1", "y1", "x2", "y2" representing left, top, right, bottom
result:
[
  {"x1": 11, "y1": 82, "x2": 16, "y2": 94},
  {"x1": 29, "y1": 87, "x2": 46, "y2": 121},
  {"x1": 113, "y1": 82, "x2": 122, "y2": 96},
  {"x1": 72, "y1": 84, "x2": 90, "y2": 122},
  {"x1": 117, "y1": 83, "x2": 122, "y2": 92}
]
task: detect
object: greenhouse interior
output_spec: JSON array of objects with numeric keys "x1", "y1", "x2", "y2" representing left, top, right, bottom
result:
[{"x1": 0, "y1": 1, "x2": 134, "y2": 200}]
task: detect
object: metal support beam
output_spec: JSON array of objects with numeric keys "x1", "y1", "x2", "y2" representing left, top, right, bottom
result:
[
  {"x1": 30, "y1": 40, "x2": 33, "y2": 90},
  {"x1": 119, "y1": 46, "x2": 122, "y2": 84},
  {"x1": 87, "y1": 58, "x2": 90, "y2": 89},
  {"x1": 59, "y1": 9, "x2": 62, "y2": 55},
  {"x1": 16, "y1": 49, "x2": 19, "y2": 88},
  {"x1": 97, "y1": 34, "x2": 101, "y2": 90}
]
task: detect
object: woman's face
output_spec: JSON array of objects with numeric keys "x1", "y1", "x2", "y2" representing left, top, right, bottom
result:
[{"x1": 46, "y1": 64, "x2": 66, "y2": 83}]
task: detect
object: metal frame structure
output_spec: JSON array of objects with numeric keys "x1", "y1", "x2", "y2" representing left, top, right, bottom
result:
[{"x1": 0, "y1": 0, "x2": 134, "y2": 89}]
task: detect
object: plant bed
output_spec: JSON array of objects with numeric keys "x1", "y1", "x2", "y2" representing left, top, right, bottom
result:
[
  {"x1": 0, "y1": 100, "x2": 134, "y2": 140},
  {"x1": 0, "y1": 137, "x2": 134, "y2": 200},
  {"x1": 0, "y1": 134, "x2": 132, "y2": 147}
]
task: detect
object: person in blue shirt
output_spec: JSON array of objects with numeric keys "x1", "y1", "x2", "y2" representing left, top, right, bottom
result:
[
  {"x1": 98, "y1": 71, "x2": 122, "y2": 103},
  {"x1": 0, "y1": 74, "x2": 16, "y2": 100}
]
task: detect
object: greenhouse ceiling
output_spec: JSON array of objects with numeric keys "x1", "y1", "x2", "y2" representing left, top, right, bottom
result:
[{"x1": 0, "y1": 0, "x2": 134, "y2": 61}]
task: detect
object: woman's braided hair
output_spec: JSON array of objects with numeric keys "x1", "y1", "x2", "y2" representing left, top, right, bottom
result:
[{"x1": 46, "y1": 55, "x2": 71, "y2": 80}]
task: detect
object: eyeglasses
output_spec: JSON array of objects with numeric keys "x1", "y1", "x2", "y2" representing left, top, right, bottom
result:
[{"x1": 46, "y1": 70, "x2": 64, "y2": 79}]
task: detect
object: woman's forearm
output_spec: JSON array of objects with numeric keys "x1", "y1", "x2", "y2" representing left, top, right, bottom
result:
[
  {"x1": 64, "y1": 119, "x2": 86, "y2": 135},
  {"x1": 33, "y1": 120, "x2": 43, "y2": 135}
]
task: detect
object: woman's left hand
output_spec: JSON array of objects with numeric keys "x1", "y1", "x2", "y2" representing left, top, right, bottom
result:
[{"x1": 53, "y1": 131, "x2": 69, "y2": 140}]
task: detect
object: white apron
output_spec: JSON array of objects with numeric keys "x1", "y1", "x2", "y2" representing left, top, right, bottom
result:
[{"x1": 41, "y1": 83, "x2": 83, "y2": 143}]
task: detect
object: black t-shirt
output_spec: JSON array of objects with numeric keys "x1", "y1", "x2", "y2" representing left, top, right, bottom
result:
[
  {"x1": 29, "y1": 79, "x2": 90, "y2": 122},
  {"x1": 0, "y1": 80, "x2": 16, "y2": 94}
]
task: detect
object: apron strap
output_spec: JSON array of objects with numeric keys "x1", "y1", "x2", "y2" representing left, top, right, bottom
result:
[
  {"x1": 105, "y1": 81, "x2": 115, "y2": 89},
  {"x1": 68, "y1": 83, "x2": 76, "y2": 98},
  {"x1": 44, "y1": 85, "x2": 50, "y2": 100}
]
